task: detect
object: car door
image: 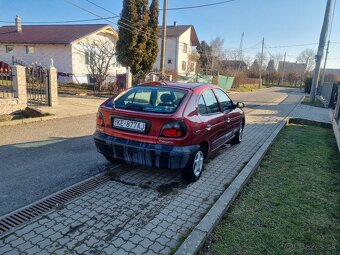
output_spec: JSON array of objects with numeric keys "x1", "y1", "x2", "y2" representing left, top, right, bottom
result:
[
  {"x1": 197, "y1": 89, "x2": 227, "y2": 152},
  {"x1": 213, "y1": 88, "x2": 243, "y2": 136}
]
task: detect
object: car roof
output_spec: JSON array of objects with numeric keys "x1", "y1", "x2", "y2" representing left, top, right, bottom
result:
[{"x1": 137, "y1": 81, "x2": 213, "y2": 90}]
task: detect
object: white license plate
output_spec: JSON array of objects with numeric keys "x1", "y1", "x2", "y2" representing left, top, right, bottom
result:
[{"x1": 113, "y1": 118, "x2": 146, "y2": 132}]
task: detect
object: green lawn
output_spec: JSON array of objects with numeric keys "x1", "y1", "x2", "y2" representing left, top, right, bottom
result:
[
  {"x1": 301, "y1": 96, "x2": 325, "y2": 108},
  {"x1": 202, "y1": 124, "x2": 339, "y2": 255}
]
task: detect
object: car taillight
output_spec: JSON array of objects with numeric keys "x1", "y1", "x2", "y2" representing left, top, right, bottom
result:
[
  {"x1": 96, "y1": 111, "x2": 104, "y2": 126},
  {"x1": 161, "y1": 121, "x2": 187, "y2": 138}
]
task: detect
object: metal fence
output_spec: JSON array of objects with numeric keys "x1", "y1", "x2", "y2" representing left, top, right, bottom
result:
[
  {"x1": 318, "y1": 82, "x2": 339, "y2": 108},
  {"x1": 0, "y1": 68, "x2": 14, "y2": 98},
  {"x1": 26, "y1": 65, "x2": 50, "y2": 106}
]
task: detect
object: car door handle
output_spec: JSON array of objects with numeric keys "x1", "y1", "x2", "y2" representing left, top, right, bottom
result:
[
  {"x1": 206, "y1": 124, "x2": 212, "y2": 131},
  {"x1": 227, "y1": 118, "x2": 231, "y2": 123}
]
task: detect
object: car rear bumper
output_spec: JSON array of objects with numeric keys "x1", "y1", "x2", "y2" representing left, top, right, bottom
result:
[{"x1": 93, "y1": 132, "x2": 198, "y2": 169}]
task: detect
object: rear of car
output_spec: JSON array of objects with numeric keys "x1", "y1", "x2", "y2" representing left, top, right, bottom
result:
[{"x1": 93, "y1": 84, "x2": 198, "y2": 170}]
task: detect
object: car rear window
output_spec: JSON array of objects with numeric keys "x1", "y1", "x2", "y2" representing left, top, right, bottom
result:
[{"x1": 111, "y1": 86, "x2": 187, "y2": 113}]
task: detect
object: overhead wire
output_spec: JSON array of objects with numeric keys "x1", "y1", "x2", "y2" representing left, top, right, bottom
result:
[
  {"x1": 160, "y1": 0, "x2": 237, "y2": 11},
  {"x1": 64, "y1": 0, "x2": 154, "y2": 42},
  {"x1": 0, "y1": 17, "x2": 116, "y2": 24}
]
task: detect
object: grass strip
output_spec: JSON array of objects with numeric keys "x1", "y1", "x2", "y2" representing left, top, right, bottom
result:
[
  {"x1": 202, "y1": 124, "x2": 339, "y2": 255},
  {"x1": 301, "y1": 96, "x2": 325, "y2": 108}
]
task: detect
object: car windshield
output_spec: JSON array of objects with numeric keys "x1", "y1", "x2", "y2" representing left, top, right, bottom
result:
[{"x1": 111, "y1": 86, "x2": 187, "y2": 114}]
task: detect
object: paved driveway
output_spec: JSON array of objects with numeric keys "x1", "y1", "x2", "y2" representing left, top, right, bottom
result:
[{"x1": 0, "y1": 87, "x2": 303, "y2": 254}]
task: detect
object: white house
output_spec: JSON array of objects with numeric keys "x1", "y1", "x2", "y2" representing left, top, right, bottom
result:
[
  {"x1": 153, "y1": 23, "x2": 200, "y2": 76},
  {"x1": 0, "y1": 16, "x2": 126, "y2": 84}
]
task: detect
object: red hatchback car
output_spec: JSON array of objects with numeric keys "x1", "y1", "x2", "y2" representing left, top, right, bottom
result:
[{"x1": 94, "y1": 82, "x2": 245, "y2": 181}]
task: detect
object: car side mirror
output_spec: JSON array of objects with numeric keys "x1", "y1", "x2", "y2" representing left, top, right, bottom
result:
[{"x1": 236, "y1": 102, "x2": 245, "y2": 108}]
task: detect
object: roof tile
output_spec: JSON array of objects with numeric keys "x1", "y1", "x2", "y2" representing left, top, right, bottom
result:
[{"x1": 0, "y1": 24, "x2": 109, "y2": 44}]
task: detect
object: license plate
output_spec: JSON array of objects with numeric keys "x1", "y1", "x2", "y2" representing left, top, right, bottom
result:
[{"x1": 113, "y1": 118, "x2": 146, "y2": 132}]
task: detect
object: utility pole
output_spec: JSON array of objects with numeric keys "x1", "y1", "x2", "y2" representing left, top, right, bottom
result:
[
  {"x1": 239, "y1": 32, "x2": 244, "y2": 61},
  {"x1": 259, "y1": 37, "x2": 264, "y2": 88},
  {"x1": 321, "y1": 40, "x2": 330, "y2": 85},
  {"x1": 310, "y1": 0, "x2": 333, "y2": 103},
  {"x1": 281, "y1": 52, "x2": 286, "y2": 85},
  {"x1": 160, "y1": 0, "x2": 167, "y2": 77}
]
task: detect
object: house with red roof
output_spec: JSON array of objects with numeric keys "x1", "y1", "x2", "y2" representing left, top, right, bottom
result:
[
  {"x1": 153, "y1": 22, "x2": 200, "y2": 76},
  {"x1": 0, "y1": 16, "x2": 126, "y2": 84}
]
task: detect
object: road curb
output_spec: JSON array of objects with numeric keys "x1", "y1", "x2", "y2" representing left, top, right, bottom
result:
[
  {"x1": 174, "y1": 97, "x2": 303, "y2": 255},
  {"x1": 0, "y1": 115, "x2": 59, "y2": 127}
]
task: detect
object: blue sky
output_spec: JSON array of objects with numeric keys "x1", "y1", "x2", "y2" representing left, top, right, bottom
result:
[{"x1": 1, "y1": 0, "x2": 339, "y2": 68}]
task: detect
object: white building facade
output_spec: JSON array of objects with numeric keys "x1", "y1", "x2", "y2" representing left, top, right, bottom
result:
[
  {"x1": 153, "y1": 24, "x2": 200, "y2": 76},
  {"x1": 0, "y1": 18, "x2": 126, "y2": 84}
]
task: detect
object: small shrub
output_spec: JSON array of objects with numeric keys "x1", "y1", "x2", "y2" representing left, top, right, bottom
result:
[{"x1": 304, "y1": 77, "x2": 312, "y2": 93}]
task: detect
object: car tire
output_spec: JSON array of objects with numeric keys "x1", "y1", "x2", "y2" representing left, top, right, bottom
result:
[
  {"x1": 182, "y1": 147, "x2": 205, "y2": 182},
  {"x1": 231, "y1": 124, "x2": 244, "y2": 145}
]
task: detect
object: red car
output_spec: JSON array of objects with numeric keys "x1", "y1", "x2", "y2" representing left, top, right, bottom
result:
[{"x1": 94, "y1": 82, "x2": 245, "y2": 181}]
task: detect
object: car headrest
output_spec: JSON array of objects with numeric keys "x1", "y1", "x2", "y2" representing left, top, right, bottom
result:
[{"x1": 160, "y1": 93, "x2": 175, "y2": 103}]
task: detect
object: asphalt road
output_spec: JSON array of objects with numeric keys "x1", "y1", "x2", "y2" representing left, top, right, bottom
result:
[
  {"x1": 0, "y1": 87, "x2": 299, "y2": 216},
  {"x1": 0, "y1": 114, "x2": 113, "y2": 216}
]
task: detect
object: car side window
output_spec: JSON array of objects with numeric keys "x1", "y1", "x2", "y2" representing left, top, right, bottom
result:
[
  {"x1": 214, "y1": 89, "x2": 233, "y2": 111},
  {"x1": 198, "y1": 95, "x2": 208, "y2": 114},
  {"x1": 202, "y1": 89, "x2": 220, "y2": 114}
]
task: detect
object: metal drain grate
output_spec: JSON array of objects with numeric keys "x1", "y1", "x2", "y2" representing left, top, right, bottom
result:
[{"x1": 0, "y1": 170, "x2": 116, "y2": 237}]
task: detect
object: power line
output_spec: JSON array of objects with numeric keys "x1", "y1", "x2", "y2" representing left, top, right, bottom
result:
[
  {"x1": 69, "y1": 0, "x2": 251, "y2": 52},
  {"x1": 160, "y1": 0, "x2": 237, "y2": 11},
  {"x1": 84, "y1": 0, "x2": 140, "y2": 33},
  {"x1": 85, "y1": 0, "x2": 119, "y2": 18},
  {"x1": 0, "y1": 17, "x2": 116, "y2": 24},
  {"x1": 64, "y1": 0, "x2": 152, "y2": 41},
  {"x1": 266, "y1": 43, "x2": 318, "y2": 48}
]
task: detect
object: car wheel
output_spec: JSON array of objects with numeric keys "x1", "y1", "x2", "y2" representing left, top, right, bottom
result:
[
  {"x1": 183, "y1": 147, "x2": 205, "y2": 182},
  {"x1": 231, "y1": 125, "x2": 244, "y2": 145}
]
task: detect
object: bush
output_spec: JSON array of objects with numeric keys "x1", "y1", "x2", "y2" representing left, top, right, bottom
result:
[{"x1": 304, "y1": 77, "x2": 313, "y2": 93}]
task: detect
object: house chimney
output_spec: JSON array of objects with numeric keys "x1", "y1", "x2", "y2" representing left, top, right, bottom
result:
[
  {"x1": 173, "y1": 21, "x2": 177, "y2": 26},
  {"x1": 15, "y1": 15, "x2": 22, "y2": 32}
]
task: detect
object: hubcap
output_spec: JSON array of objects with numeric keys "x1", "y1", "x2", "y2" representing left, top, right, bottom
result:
[{"x1": 193, "y1": 150, "x2": 204, "y2": 177}]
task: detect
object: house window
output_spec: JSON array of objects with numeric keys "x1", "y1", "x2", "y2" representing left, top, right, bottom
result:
[
  {"x1": 85, "y1": 51, "x2": 94, "y2": 65},
  {"x1": 26, "y1": 46, "x2": 34, "y2": 54},
  {"x1": 183, "y1": 43, "x2": 188, "y2": 53},
  {"x1": 182, "y1": 61, "x2": 186, "y2": 71},
  {"x1": 5, "y1": 45, "x2": 13, "y2": 53},
  {"x1": 168, "y1": 59, "x2": 172, "y2": 64},
  {"x1": 190, "y1": 62, "x2": 195, "y2": 72}
]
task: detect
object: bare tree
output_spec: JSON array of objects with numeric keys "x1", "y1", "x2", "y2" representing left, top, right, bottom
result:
[
  {"x1": 272, "y1": 53, "x2": 283, "y2": 70},
  {"x1": 210, "y1": 37, "x2": 226, "y2": 72},
  {"x1": 225, "y1": 49, "x2": 239, "y2": 61},
  {"x1": 187, "y1": 52, "x2": 200, "y2": 74},
  {"x1": 297, "y1": 49, "x2": 315, "y2": 73},
  {"x1": 78, "y1": 39, "x2": 116, "y2": 91},
  {"x1": 255, "y1": 51, "x2": 268, "y2": 70}
]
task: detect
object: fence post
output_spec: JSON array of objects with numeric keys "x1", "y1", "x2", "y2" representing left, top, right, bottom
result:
[
  {"x1": 126, "y1": 67, "x2": 132, "y2": 88},
  {"x1": 12, "y1": 65, "x2": 27, "y2": 109},
  {"x1": 47, "y1": 67, "x2": 58, "y2": 106}
]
